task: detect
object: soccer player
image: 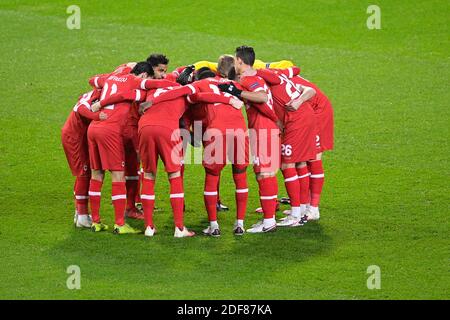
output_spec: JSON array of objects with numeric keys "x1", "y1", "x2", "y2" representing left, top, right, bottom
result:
[
  {"x1": 284, "y1": 74, "x2": 334, "y2": 221},
  {"x1": 194, "y1": 69, "x2": 249, "y2": 236},
  {"x1": 255, "y1": 67, "x2": 317, "y2": 226},
  {"x1": 146, "y1": 53, "x2": 170, "y2": 79},
  {"x1": 137, "y1": 80, "x2": 197, "y2": 238},
  {"x1": 87, "y1": 62, "x2": 171, "y2": 234},
  {"x1": 153, "y1": 67, "x2": 248, "y2": 236},
  {"x1": 219, "y1": 46, "x2": 281, "y2": 233},
  {"x1": 61, "y1": 89, "x2": 108, "y2": 228}
]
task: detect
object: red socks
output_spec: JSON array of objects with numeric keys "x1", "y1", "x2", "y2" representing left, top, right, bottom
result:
[
  {"x1": 88, "y1": 179, "x2": 103, "y2": 223},
  {"x1": 233, "y1": 172, "x2": 248, "y2": 221},
  {"x1": 135, "y1": 168, "x2": 143, "y2": 204},
  {"x1": 281, "y1": 167, "x2": 300, "y2": 207},
  {"x1": 204, "y1": 174, "x2": 219, "y2": 222},
  {"x1": 125, "y1": 175, "x2": 139, "y2": 210},
  {"x1": 141, "y1": 177, "x2": 155, "y2": 228},
  {"x1": 112, "y1": 182, "x2": 126, "y2": 226},
  {"x1": 169, "y1": 176, "x2": 184, "y2": 229},
  {"x1": 297, "y1": 166, "x2": 311, "y2": 205},
  {"x1": 308, "y1": 160, "x2": 324, "y2": 207},
  {"x1": 75, "y1": 176, "x2": 90, "y2": 215},
  {"x1": 257, "y1": 176, "x2": 278, "y2": 219}
]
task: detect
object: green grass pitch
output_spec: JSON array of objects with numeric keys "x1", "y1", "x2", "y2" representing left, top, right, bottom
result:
[{"x1": 0, "y1": 0, "x2": 448, "y2": 299}]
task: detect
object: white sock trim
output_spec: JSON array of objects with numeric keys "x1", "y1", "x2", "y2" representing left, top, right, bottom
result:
[
  {"x1": 111, "y1": 194, "x2": 126, "y2": 200},
  {"x1": 310, "y1": 174, "x2": 324, "y2": 178},
  {"x1": 284, "y1": 175, "x2": 298, "y2": 182},
  {"x1": 141, "y1": 194, "x2": 155, "y2": 200},
  {"x1": 236, "y1": 188, "x2": 249, "y2": 193},
  {"x1": 88, "y1": 191, "x2": 101, "y2": 196},
  {"x1": 260, "y1": 195, "x2": 278, "y2": 200},
  {"x1": 170, "y1": 193, "x2": 184, "y2": 198},
  {"x1": 203, "y1": 191, "x2": 218, "y2": 196}
]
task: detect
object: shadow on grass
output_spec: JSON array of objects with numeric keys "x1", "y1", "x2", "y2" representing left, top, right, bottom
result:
[{"x1": 47, "y1": 209, "x2": 333, "y2": 298}]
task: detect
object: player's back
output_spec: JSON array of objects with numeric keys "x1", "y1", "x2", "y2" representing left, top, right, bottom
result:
[
  {"x1": 62, "y1": 90, "x2": 99, "y2": 137},
  {"x1": 140, "y1": 86, "x2": 187, "y2": 130},
  {"x1": 267, "y1": 73, "x2": 314, "y2": 125},
  {"x1": 291, "y1": 76, "x2": 331, "y2": 113},
  {"x1": 239, "y1": 75, "x2": 278, "y2": 130},
  {"x1": 195, "y1": 77, "x2": 246, "y2": 131},
  {"x1": 91, "y1": 73, "x2": 143, "y2": 133}
]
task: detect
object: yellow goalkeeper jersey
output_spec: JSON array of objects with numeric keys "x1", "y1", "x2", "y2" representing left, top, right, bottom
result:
[{"x1": 193, "y1": 59, "x2": 294, "y2": 72}]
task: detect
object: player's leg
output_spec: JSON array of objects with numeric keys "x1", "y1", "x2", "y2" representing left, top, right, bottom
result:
[
  {"x1": 202, "y1": 167, "x2": 221, "y2": 237},
  {"x1": 232, "y1": 165, "x2": 248, "y2": 235},
  {"x1": 95, "y1": 129, "x2": 139, "y2": 234},
  {"x1": 230, "y1": 131, "x2": 249, "y2": 234},
  {"x1": 305, "y1": 103, "x2": 333, "y2": 220},
  {"x1": 138, "y1": 125, "x2": 158, "y2": 236},
  {"x1": 247, "y1": 129, "x2": 279, "y2": 233},
  {"x1": 246, "y1": 172, "x2": 278, "y2": 233},
  {"x1": 111, "y1": 169, "x2": 141, "y2": 234},
  {"x1": 74, "y1": 173, "x2": 92, "y2": 228},
  {"x1": 89, "y1": 169, "x2": 107, "y2": 232},
  {"x1": 157, "y1": 126, "x2": 194, "y2": 238},
  {"x1": 168, "y1": 170, "x2": 195, "y2": 238},
  {"x1": 124, "y1": 142, "x2": 142, "y2": 220},
  {"x1": 87, "y1": 128, "x2": 108, "y2": 232},
  {"x1": 216, "y1": 175, "x2": 229, "y2": 212},
  {"x1": 307, "y1": 152, "x2": 324, "y2": 220},
  {"x1": 141, "y1": 172, "x2": 156, "y2": 237},
  {"x1": 277, "y1": 162, "x2": 304, "y2": 227}
]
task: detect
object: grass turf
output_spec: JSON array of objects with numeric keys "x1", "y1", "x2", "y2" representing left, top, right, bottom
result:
[{"x1": 0, "y1": 0, "x2": 448, "y2": 299}]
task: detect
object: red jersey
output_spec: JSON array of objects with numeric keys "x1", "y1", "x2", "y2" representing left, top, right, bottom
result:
[
  {"x1": 89, "y1": 74, "x2": 171, "y2": 134},
  {"x1": 191, "y1": 77, "x2": 246, "y2": 131},
  {"x1": 139, "y1": 85, "x2": 187, "y2": 130},
  {"x1": 239, "y1": 75, "x2": 278, "y2": 130},
  {"x1": 62, "y1": 89, "x2": 101, "y2": 137},
  {"x1": 290, "y1": 75, "x2": 331, "y2": 113},
  {"x1": 258, "y1": 70, "x2": 313, "y2": 125},
  {"x1": 112, "y1": 63, "x2": 133, "y2": 76}
]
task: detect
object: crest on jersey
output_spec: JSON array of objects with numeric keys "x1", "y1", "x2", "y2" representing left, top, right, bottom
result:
[{"x1": 249, "y1": 82, "x2": 260, "y2": 89}]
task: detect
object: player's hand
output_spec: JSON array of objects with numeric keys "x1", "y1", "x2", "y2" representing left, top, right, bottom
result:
[
  {"x1": 91, "y1": 101, "x2": 101, "y2": 112},
  {"x1": 286, "y1": 97, "x2": 303, "y2": 111},
  {"x1": 218, "y1": 83, "x2": 242, "y2": 98},
  {"x1": 139, "y1": 101, "x2": 152, "y2": 115},
  {"x1": 176, "y1": 65, "x2": 195, "y2": 85},
  {"x1": 229, "y1": 97, "x2": 244, "y2": 110},
  {"x1": 99, "y1": 111, "x2": 108, "y2": 121}
]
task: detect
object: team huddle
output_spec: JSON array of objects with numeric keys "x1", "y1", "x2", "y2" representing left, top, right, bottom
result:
[{"x1": 61, "y1": 45, "x2": 334, "y2": 238}]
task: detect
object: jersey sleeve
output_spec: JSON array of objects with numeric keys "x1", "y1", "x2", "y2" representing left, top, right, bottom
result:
[
  {"x1": 99, "y1": 89, "x2": 147, "y2": 107},
  {"x1": 193, "y1": 61, "x2": 218, "y2": 73},
  {"x1": 272, "y1": 66, "x2": 301, "y2": 78},
  {"x1": 255, "y1": 69, "x2": 282, "y2": 85},
  {"x1": 241, "y1": 76, "x2": 279, "y2": 123},
  {"x1": 151, "y1": 84, "x2": 197, "y2": 105},
  {"x1": 187, "y1": 92, "x2": 231, "y2": 105},
  {"x1": 139, "y1": 78, "x2": 178, "y2": 90},
  {"x1": 89, "y1": 74, "x2": 110, "y2": 88},
  {"x1": 76, "y1": 103, "x2": 101, "y2": 121}
]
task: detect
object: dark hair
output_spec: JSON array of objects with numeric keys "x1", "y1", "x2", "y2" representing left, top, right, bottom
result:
[
  {"x1": 131, "y1": 61, "x2": 154, "y2": 76},
  {"x1": 235, "y1": 46, "x2": 255, "y2": 66},
  {"x1": 195, "y1": 67, "x2": 216, "y2": 81},
  {"x1": 146, "y1": 53, "x2": 169, "y2": 67}
]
